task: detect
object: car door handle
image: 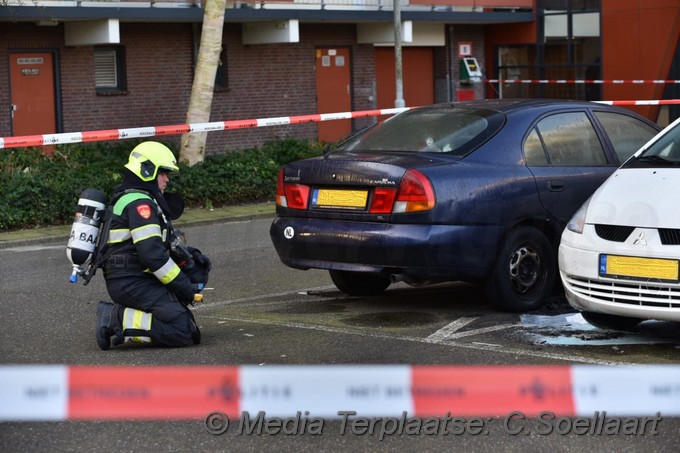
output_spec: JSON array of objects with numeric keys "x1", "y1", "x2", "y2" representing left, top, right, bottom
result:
[{"x1": 547, "y1": 180, "x2": 565, "y2": 192}]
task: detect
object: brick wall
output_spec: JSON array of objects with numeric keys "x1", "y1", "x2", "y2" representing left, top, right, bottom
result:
[
  {"x1": 0, "y1": 22, "x2": 377, "y2": 155},
  {"x1": 449, "y1": 24, "x2": 486, "y2": 101}
]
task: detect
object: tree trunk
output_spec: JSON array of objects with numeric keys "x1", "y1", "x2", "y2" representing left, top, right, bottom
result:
[{"x1": 179, "y1": 0, "x2": 227, "y2": 166}]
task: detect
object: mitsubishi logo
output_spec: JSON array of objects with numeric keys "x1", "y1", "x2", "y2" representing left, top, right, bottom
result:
[{"x1": 633, "y1": 231, "x2": 648, "y2": 246}]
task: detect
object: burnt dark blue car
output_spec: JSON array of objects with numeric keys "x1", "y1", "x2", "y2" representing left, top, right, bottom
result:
[{"x1": 270, "y1": 99, "x2": 660, "y2": 311}]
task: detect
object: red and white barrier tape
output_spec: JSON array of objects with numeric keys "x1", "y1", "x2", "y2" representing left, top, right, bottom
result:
[
  {"x1": 0, "y1": 107, "x2": 409, "y2": 150},
  {"x1": 593, "y1": 99, "x2": 680, "y2": 106},
  {"x1": 487, "y1": 79, "x2": 680, "y2": 84},
  {"x1": 1, "y1": 365, "x2": 679, "y2": 421},
  {"x1": 2, "y1": 101, "x2": 679, "y2": 150}
]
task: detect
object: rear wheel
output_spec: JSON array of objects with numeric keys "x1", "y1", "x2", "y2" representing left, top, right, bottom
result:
[
  {"x1": 329, "y1": 270, "x2": 391, "y2": 296},
  {"x1": 485, "y1": 226, "x2": 556, "y2": 312},
  {"x1": 581, "y1": 311, "x2": 641, "y2": 331}
]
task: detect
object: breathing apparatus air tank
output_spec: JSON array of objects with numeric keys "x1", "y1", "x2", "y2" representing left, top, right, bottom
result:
[{"x1": 67, "y1": 188, "x2": 107, "y2": 283}]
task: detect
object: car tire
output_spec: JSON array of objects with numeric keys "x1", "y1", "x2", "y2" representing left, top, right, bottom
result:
[
  {"x1": 581, "y1": 311, "x2": 641, "y2": 331},
  {"x1": 484, "y1": 226, "x2": 556, "y2": 312},
  {"x1": 329, "y1": 270, "x2": 391, "y2": 296}
]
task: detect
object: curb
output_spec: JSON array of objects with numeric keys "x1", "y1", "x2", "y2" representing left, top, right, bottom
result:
[{"x1": 0, "y1": 202, "x2": 276, "y2": 249}]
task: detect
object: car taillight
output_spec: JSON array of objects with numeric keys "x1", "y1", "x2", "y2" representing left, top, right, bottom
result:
[
  {"x1": 276, "y1": 168, "x2": 310, "y2": 210},
  {"x1": 275, "y1": 169, "x2": 287, "y2": 207},
  {"x1": 369, "y1": 187, "x2": 398, "y2": 214},
  {"x1": 392, "y1": 169, "x2": 435, "y2": 213}
]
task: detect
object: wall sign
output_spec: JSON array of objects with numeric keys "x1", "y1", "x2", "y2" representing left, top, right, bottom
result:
[{"x1": 17, "y1": 57, "x2": 44, "y2": 65}]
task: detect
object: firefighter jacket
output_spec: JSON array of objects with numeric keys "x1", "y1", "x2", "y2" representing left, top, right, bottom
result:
[{"x1": 102, "y1": 190, "x2": 195, "y2": 304}]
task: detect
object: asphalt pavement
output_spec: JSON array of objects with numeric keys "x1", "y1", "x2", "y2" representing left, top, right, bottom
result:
[{"x1": 3, "y1": 203, "x2": 680, "y2": 451}]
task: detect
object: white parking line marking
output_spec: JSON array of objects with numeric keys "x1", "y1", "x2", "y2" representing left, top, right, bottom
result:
[
  {"x1": 440, "y1": 323, "x2": 522, "y2": 339},
  {"x1": 425, "y1": 318, "x2": 519, "y2": 341},
  {"x1": 191, "y1": 286, "x2": 337, "y2": 309},
  {"x1": 426, "y1": 317, "x2": 478, "y2": 341},
  {"x1": 472, "y1": 342, "x2": 502, "y2": 347},
  {"x1": 196, "y1": 290, "x2": 635, "y2": 365},
  {"x1": 204, "y1": 314, "x2": 627, "y2": 366}
]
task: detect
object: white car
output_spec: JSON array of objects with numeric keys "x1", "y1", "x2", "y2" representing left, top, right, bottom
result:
[{"x1": 559, "y1": 116, "x2": 680, "y2": 330}]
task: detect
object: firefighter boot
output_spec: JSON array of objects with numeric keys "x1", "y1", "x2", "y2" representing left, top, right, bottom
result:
[{"x1": 96, "y1": 301, "x2": 123, "y2": 350}]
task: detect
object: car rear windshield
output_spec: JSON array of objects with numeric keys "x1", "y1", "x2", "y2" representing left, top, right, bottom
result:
[{"x1": 337, "y1": 106, "x2": 505, "y2": 156}]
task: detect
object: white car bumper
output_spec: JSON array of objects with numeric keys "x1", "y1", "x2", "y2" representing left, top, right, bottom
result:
[{"x1": 559, "y1": 228, "x2": 680, "y2": 322}]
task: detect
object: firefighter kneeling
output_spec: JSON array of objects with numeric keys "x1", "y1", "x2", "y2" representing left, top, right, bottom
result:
[{"x1": 96, "y1": 141, "x2": 211, "y2": 350}]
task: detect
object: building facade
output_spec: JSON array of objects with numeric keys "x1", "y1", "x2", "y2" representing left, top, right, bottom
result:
[{"x1": 1, "y1": 0, "x2": 678, "y2": 154}]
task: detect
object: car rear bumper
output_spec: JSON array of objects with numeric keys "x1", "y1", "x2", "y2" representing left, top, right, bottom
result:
[
  {"x1": 270, "y1": 216, "x2": 503, "y2": 281},
  {"x1": 558, "y1": 241, "x2": 680, "y2": 322}
]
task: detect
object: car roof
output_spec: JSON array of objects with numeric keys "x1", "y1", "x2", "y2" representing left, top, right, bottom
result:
[{"x1": 426, "y1": 98, "x2": 607, "y2": 113}]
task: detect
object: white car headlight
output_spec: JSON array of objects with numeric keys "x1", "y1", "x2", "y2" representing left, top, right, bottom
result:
[{"x1": 566, "y1": 198, "x2": 591, "y2": 234}]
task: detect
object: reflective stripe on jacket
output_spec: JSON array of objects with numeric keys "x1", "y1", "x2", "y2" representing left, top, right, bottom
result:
[{"x1": 105, "y1": 191, "x2": 186, "y2": 287}]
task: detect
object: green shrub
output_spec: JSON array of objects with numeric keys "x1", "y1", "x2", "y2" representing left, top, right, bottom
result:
[{"x1": 0, "y1": 138, "x2": 323, "y2": 231}]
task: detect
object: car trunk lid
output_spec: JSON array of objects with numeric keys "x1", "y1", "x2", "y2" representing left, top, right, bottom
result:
[{"x1": 277, "y1": 152, "x2": 448, "y2": 218}]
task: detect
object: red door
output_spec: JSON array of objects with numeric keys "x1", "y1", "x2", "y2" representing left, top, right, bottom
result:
[
  {"x1": 375, "y1": 47, "x2": 434, "y2": 116},
  {"x1": 9, "y1": 52, "x2": 57, "y2": 137},
  {"x1": 315, "y1": 47, "x2": 352, "y2": 142}
]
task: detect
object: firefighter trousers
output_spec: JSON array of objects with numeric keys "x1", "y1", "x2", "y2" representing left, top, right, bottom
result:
[{"x1": 105, "y1": 276, "x2": 199, "y2": 347}]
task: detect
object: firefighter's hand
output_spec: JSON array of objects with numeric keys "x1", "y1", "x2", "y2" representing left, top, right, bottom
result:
[
  {"x1": 189, "y1": 247, "x2": 212, "y2": 272},
  {"x1": 175, "y1": 284, "x2": 195, "y2": 306}
]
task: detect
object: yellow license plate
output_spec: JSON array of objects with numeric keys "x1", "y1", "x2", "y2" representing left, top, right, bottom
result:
[
  {"x1": 313, "y1": 189, "x2": 368, "y2": 209},
  {"x1": 600, "y1": 254, "x2": 679, "y2": 281}
]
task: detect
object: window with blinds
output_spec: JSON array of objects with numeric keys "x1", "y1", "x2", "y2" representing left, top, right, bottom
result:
[{"x1": 94, "y1": 46, "x2": 126, "y2": 93}]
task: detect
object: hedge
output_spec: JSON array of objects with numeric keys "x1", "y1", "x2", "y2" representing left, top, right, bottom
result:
[{"x1": 0, "y1": 138, "x2": 323, "y2": 231}]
